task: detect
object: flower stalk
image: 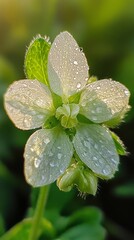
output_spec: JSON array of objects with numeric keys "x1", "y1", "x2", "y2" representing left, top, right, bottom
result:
[{"x1": 29, "y1": 185, "x2": 50, "y2": 240}]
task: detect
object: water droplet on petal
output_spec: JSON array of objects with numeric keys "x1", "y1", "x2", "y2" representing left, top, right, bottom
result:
[
  {"x1": 84, "y1": 140, "x2": 90, "y2": 148},
  {"x1": 44, "y1": 138, "x2": 50, "y2": 144},
  {"x1": 58, "y1": 153, "x2": 62, "y2": 160},
  {"x1": 102, "y1": 165, "x2": 111, "y2": 175},
  {"x1": 77, "y1": 83, "x2": 81, "y2": 89},
  {"x1": 60, "y1": 169, "x2": 64, "y2": 174},
  {"x1": 50, "y1": 162, "x2": 55, "y2": 167},
  {"x1": 24, "y1": 119, "x2": 31, "y2": 128},
  {"x1": 111, "y1": 158, "x2": 117, "y2": 164},
  {"x1": 83, "y1": 152, "x2": 87, "y2": 156},
  {"x1": 74, "y1": 60, "x2": 78, "y2": 65},
  {"x1": 57, "y1": 146, "x2": 61, "y2": 149},
  {"x1": 34, "y1": 158, "x2": 41, "y2": 168},
  {"x1": 94, "y1": 162, "x2": 99, "y2": 167},
  {"x1": 31, "y1": 148, "x2": 34, "y2": 152},
  {"x1": 124, "y1": 90, "x2": 129, "y2": 96}
]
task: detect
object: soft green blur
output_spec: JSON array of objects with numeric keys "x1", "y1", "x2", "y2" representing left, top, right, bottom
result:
[{"x1": 0, "y1": 0, "x2": 134, "y2": 239}]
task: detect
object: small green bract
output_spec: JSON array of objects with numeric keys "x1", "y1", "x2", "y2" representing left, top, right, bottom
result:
[{"x1": 4, "y1": 32, "x2": 130, "y2": 195}]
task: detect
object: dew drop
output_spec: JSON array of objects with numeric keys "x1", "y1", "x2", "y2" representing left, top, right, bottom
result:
[
  {"x1": 93, "y1": 156, "x2": 97, "y2": 161},
  {"x1": 111, "y1": 158, "x2": 116, "y2": 164},
  {"x1": 124, "y1": 90, "x2": 129, "y2": 96},
  {"x1": 24, "y1": 119, "x2": 31, "y2": 128},
  {"x1": 36, "y1": 99, "x2": 43, "y2": 106},
  {"x1": 44, "y1": 138, "x2": 50, "y2": 144},
  {"x1": 60, "y1": 169, "x2": 64, "y2": 174},
  {"x1": 84, "y1": 140, "x2": 90, "y2": 148},
  {"x1": 77, "y1": 83, "x2": 81, "y2": 89},
  {"x1": 31, "y1": 148, "x2": 34, "y2": 152},
  {"x1": 83, "y1": 152, "x2": 87, "y2": 157},
  {"x1": 50, "y1": 162, "x2": 55, "y2": 167},
  {"x1": 94, "y1": 162, "x2": 99, "y2": 167},
  {"x1": 58, "y1": 153, "x2": 62, "y2": 160},
  {"x1": 57, "y1": 146, "x2": 61, "y2": 149},
  {"x1": 74, "y1": 60, "x2": 78, "y2": 65},
  {"x1": 102, "y1": 165, "x2": 111, "y2": 175},
  {"x1": 34, "y1": 158, "x2": 41, "y2": 168}
]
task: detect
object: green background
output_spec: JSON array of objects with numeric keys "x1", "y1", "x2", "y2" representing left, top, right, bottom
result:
[{"x1": 0, "y1": 0, "x2": 134, "y2": 239}]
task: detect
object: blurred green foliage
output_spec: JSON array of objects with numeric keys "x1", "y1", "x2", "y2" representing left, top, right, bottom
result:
[{"x1": 0, "y1": 0, "x2": 134, "y2": 239}]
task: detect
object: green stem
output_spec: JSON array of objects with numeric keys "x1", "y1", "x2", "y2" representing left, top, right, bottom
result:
[{"x1": 29, "y1": 185, "x2": 50, "y2": 240}]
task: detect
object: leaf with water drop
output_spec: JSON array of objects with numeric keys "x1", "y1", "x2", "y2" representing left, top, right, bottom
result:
[
  {"x1": 24, "y1": 127, "x2": 73, "y2": 187},
  {"x1": 73, "y1": 124, "x2": 119, "y2": 179},
  {"x1": 4, "y1": 79, "x2": 55, "y2": 130},
  {"x1": 25, "y1": 36, "x2": 51, "y2": 85},
  {"x1": 79, "y1": 79, "x2": 130, "y2": 123},
  {"x1": 48, "y1": 31, "x2": 89, "y2": 99}
]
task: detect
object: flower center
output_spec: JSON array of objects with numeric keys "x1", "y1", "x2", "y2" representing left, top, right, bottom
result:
[{"x1": 56, "y1": 103, "x2": 80, "y2": 128}]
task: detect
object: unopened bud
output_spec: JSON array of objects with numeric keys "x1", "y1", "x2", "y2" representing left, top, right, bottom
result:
[{"x1": 57, "y1": 162, "x2": 98, "y2": 196}]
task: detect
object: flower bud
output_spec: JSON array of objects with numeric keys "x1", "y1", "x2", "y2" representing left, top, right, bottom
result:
[
  {"x1": 56, "y1": 103, "x2": 79, "y2": 128},
  {"x1": 57, "y1": 164, "x2": 79, "y2": 192},
  {"x1": 57, "y1": 162, "x2": 98, "y2": 196}
]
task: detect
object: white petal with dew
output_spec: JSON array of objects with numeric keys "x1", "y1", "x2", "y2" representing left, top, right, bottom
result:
[
  {"x1": 4, "y1": 79, "x2": 55, "y2": 130},
  {"x1": 24, "y1": 127, "x2": 73, "y2": 187},
  {"x1": 73, "y1": 124, "x2": 119, "y2": 179},
  {"x1": 48, "y1": 31, "x2": 89, "y2": 98},
  {"x1": 79, "y1": 79, "x2": 130, "y2": 123}
]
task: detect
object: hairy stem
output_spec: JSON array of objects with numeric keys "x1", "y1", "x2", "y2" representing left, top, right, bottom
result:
[{"x1": 29, "y1": 185, "x2": 50, "y2": 240}]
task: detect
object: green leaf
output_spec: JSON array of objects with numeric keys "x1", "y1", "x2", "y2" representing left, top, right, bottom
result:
[
  {"x1": 110, "y1": 131, "x2": 126, "y2": 155},
  {"x1": 113, "y1": 182, "x2": 134, "y2": 197},
  {"x1": 24, "y1": 127, "x2": 73, "y2": 187},
  {"x1": 58, "y1": 223, "x2": 106, "y2": 240},
  {"x1": 25, "y1": 36, "x2": 51, "y2": 85},
  {"x1": 0, "y1": 218, "x2": 54, "y2": 240},
  {"x1": 73, "y1": 124, "x2": 119, "y2": 179},
  {"x1": 68, "y1": 207, "x2": 103, "y2": 226}
]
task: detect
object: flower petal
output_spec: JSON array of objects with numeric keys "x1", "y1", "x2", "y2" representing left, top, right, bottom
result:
[
  {"x1": 24, "y1": 127, "x2": 73, "y2": 187},
  {"x1": 79, "y1": 79, "x2": 130, "y2": 123},
  {"x1": 48, "y1": 31, "x2": 89, "y2": 98},
  {"x1": 4, "y1": 79, "x2": 54, "y2": 130},
  {"x1": 73, "y1": 124, "x2": 119, "y2": 179}
]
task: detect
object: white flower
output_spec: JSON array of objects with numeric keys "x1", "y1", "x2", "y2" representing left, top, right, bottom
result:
[{"x1": 4, "y1": 32, "x2": 130, "y2": 190}]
